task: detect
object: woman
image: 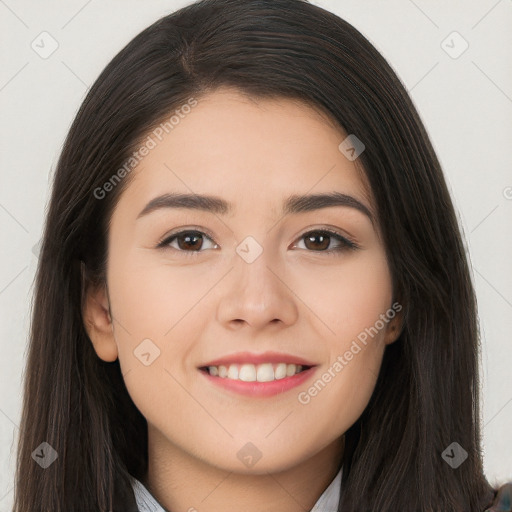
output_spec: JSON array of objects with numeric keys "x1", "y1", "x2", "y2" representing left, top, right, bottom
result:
[{"x1": 13, "y1": 0, "x2": 511, "y2": 510}]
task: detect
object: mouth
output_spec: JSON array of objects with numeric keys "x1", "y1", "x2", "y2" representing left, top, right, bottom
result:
[
  {"x1": 198, "y1": 362, "x2": 313, "y2": 382},
  {"x1": 197, "y1": 354, "x2": 318, "y2": 398}
]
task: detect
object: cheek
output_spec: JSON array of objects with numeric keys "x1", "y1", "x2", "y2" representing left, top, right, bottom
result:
[
  {"x1": 106, "y1": 250, "x2": 219, "y2": 400},
  {"x1": 290, "y1": 251, "x2": 393, "y2": 344},
  {"x1": 303, "y1": 347, "x2": 383, "y2": 438},
  {"x1": 107, "y1": 251, "x2": 214, "y2": 342},
  {"x1": 106, "y1": 254, "x2": 205, "y2": 418},
  {"x1": 296, "y1": 294, "x2": 389, "y2": 439},
  {"x1": 285, "y1": 252, "x2": 392, "y2": 428}
]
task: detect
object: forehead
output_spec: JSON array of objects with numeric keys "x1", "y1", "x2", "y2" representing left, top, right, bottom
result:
[{"x1": 116, "y1": 88, "x2": 374, "y2": 220}]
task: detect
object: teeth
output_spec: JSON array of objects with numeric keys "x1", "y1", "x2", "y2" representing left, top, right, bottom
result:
[
  {"x1": 274, "y1": 363, "x2": 288, "y2": 380},
  {"x1": 286, "y1": 364, "x2": 297, "y2": 377},
  {"x1": 206, "y1": 363, "x2": 305, "y2": 381},
  {"x1": 227, "y1": 365, "x2": 239, "y2": 380},
  {"x1": 239, "y1": 364, "x2": 256, "y2": 381},
  {"x1": 256, "y1": 363, "x2": 273, "y2": 382}
]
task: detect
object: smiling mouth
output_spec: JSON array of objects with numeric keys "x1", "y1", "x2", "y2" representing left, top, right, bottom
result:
[
  {"x1": 198, "y1": 362, "x2": 312, "y2": 382},
  {"x1": 198, "y1": 363, "x2": 317, "y2": 398}
]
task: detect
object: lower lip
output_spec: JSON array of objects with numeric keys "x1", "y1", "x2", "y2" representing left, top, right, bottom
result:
[{"x1": 198, "y1": 366, "x2": 318, "y2": 397}]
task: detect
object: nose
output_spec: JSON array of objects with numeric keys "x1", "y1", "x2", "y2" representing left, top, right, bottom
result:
[{"x1": 215, "y1": 243, "x2": 298, "y2": 332}]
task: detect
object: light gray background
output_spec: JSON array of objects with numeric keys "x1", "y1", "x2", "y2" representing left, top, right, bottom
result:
[{"x1": 1, "y1": 0, "x2": 511, "y2": 509}]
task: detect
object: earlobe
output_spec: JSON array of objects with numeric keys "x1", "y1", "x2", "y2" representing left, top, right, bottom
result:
[
  {"x1": 82, "y1": 281, "x2": 119, "y2": 362},
  {"x1": 384, "y1": 309, "x2": 404, "y2": 346}
]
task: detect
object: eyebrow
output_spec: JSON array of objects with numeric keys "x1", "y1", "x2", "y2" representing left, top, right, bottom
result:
[{"x1": 136, "y1": 191, "x2": 375, "y2": 225}]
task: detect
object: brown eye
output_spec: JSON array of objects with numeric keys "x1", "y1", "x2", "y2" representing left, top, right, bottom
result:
[
  {"x1": 295, "y1": 229, "x2": 358, "y2": 253},
  {"x1": 303, "y1": 232, "x2": 330, "y2": 251},
  {"x1": 175, "y1": 232, "x2": 204, "y2": 251},
  {"x1": 158, "y1": 230, "x2": 218, "y2": 253}
]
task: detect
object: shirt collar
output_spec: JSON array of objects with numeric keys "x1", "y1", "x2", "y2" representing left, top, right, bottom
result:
[{"x1": 131, "y1": 466, "x2": 343, "y2": 512}]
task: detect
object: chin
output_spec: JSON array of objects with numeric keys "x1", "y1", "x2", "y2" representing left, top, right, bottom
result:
[{"x1": 200, "y1": 442, "x2": 312, "y2": 476}]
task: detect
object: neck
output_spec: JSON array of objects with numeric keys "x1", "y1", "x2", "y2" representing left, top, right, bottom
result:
[{"x1": 142, "y1": 428, "x2": 345, "y2": 512}]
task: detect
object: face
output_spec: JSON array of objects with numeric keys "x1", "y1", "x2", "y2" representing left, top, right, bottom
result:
[{"x1": 85, "y1": 87, "x2": 402, "y2": 475}]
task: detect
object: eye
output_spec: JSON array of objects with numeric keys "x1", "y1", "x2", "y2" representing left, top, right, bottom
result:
[
  {"x1": 157, "y1": 227, "x2": 359, "y2": 256},
  {"x1": 157, "y1": 229, "x2": 218, "y2": 254},
  {"x1": 293, "y1": 229, "x2": 359, "y2": 254}
]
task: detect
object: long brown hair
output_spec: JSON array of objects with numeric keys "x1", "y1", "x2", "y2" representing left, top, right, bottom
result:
[{"x1": 13, "y1": 0, "x2": 498, "y2": 510}]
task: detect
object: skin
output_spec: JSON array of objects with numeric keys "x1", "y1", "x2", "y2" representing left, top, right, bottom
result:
[{"x1": 84, "y1": 87, "x2": 403, "y2": 512}]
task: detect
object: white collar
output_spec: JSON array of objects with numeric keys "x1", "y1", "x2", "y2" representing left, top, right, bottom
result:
[{"x1": 131, "y1": 466, "x2": 343, "y2": 512}]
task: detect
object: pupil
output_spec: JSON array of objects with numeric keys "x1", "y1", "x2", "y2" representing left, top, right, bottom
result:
[
  {"x1": 179, "y1": 232, "x2": 202, "y2": 250},
  {"x1": 306, "y1": 233, "x2": 329, "y2": 251}
]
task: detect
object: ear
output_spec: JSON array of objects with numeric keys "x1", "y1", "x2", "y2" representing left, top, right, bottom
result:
[
  {"x1": 383, "y1": 305, "x2": 404, "y2": 346},
  {"x1": 82, "y1": 279, "x2": 119, "y2": 362}
]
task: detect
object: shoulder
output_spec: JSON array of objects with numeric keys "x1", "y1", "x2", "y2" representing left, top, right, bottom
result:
[{"x1": 485, "y1": 482, "x2": 512, "y2": 511}]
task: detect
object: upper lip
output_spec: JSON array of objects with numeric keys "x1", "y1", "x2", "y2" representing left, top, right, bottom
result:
[{"x1": 199, "y1": 351, "x2": 317, "y2": 368}]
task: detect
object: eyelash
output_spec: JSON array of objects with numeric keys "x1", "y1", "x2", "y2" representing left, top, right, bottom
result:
[{"x1": 156, "y1": 227, "x2": 359, "y2": 257}]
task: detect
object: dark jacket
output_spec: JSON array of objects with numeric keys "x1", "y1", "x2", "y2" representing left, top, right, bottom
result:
[{"x1": 486, "y1": 482, "x2": 512, "y2": 511}]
